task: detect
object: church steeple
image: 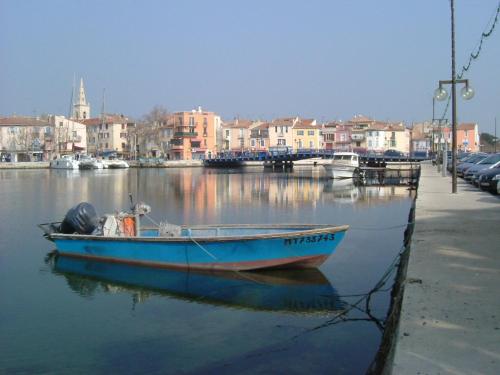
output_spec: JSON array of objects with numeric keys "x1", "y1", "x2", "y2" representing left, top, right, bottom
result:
[{"x1": 72, "y1": 78, "x2": 90, "y2": 120}]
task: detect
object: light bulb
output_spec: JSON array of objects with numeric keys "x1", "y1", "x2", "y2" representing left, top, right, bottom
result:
[
  {"x1": 461, "y1": 86, "x2": 474, "y2": 100},
  {"x1": 434, "y1": 87, "x2": 448, "y2": 101}
]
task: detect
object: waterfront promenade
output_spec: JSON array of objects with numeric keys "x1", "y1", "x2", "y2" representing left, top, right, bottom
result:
[{"x1": 391, "y1": 163, "x2": 500, "y2": 374}]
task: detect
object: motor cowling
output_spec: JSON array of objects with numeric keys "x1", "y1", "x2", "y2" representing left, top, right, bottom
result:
[{"x1": 60, "y1": 202, "x2": 99, "y2": 234}]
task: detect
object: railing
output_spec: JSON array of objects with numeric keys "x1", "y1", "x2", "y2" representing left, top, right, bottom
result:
[{"x1": 174, "y1": 132, "x2": 197, "y2": 137}]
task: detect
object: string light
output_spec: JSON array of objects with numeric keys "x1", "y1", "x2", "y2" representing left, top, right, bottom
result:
[{"x1": 438, "y1": 1, "x2": 500, "y2": 122}]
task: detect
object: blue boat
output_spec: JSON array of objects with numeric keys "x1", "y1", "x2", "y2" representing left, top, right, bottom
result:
[
  {"x1": 39, "y1": 202, "x2": 348, "y2": 272},
  {"x1": 49, "y1": 255, "x2": 346, "y2": 314}
]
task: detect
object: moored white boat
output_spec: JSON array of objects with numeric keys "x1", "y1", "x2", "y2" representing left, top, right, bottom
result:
[
  {"x1": 323, "y1": 152, "x2": 360, "y2": 179},
  {"x1": 78, "y1": 155, "x2": 104, "y2": 170},
  {"x1": 50, "y1": 155, "x2": 80, "y2": 169},
  {"x1": 102, "y1": 158, "x2": 129, "y2": 169}
]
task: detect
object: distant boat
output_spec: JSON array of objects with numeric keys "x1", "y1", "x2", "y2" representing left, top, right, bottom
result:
[
  {"x1": 39, "y1": 202, "x2": 348, "y2": 271},
  {"x1": 78, "y1": 155, "x2": 104, "y2": 170},
  {"x1": 102, "y1": 158, "x2": 129, "y2": 169},
  {"x1": 323, "y1": 152, "x2": 360, "y2": 179},
  {"x1": 49, "y1": 255, "x2": 346, "y2": 314},
  {"x1": 49, "y1": 155, "x2": 80, "y2": 170}
]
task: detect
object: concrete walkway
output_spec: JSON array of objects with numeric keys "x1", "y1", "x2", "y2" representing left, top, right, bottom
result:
[{"x1": 391, "y1": 163, "x2": 500, "y2": 374}]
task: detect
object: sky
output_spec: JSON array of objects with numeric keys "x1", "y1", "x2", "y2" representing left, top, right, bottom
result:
[{"x1": 1, "y1": 0, "x2": 499, "y2": 134}]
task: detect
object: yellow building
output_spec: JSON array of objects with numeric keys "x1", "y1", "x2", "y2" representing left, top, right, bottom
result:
[{"x1": 292, "y1": 122, "x2": 320, "y2": 150}]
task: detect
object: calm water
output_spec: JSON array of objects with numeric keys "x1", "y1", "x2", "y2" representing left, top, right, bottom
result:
[{"x1": 0, "y1": 167, "x2": 415, "y2": 374}]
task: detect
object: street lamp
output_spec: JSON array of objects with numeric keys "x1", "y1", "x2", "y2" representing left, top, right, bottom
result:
[{"x1": 433, "y1": 0, "x2": 475, "y2": 194}]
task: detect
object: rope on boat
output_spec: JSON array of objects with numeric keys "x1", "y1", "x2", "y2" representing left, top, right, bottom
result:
[{"x1": 143, "y1": 212, "x2": 220, "y2": 261}]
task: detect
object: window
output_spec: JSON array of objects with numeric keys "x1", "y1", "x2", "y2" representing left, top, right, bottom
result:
[
  {"x1": 189, "y1": 117, "x2": 194, "y2": 126},
  {"x1": 239, "y1": 129, "x2": 244, "y2": 138},
  {"x1": 105, "y1": 143, "x2": 108, "y2": 148},
  {"x1": 239, "y1": 139, "x2": 244, "y2": 147},
  {"x1": 278, "y1": 139, "x2": 286, "y2": 145},
  {"x1": 204, "y1": 139, "x2": 207, "y2": 146},
  {"x1": 308, "y1": 130, "x2": 314, "y2": 136},
  {"x1": 226, "y1": 130, "x2": 230, "y2": 137},
  {"x1": 260, "y1": 140, "x2": 265, "y2": 147},
  {"x1": 122, "y1": 124, "x2": 125, "y2": 130},
  {"x1": 178, "y1": 117, "x2": 183, "y2": 125},
  {"x1": 120, "y1": 132, "x2": 127, "y2": 138},
  {"x1": 121, "y1": 142, "x2": 126, "y2": 149},
  {"x1": 251, "y1": 139, "x2": 255, "y2": 147},
  {"x1": 99, "y1": 124, "x2": 102, "y2": 130},
  {"x1": 72, "y1": 131, "x2": 77, "y2": 138},
  {"x1": 297, "y1": 130, "x2": 304, "y2": 136},
  {"x1": 309, "y1": 141, "x2": 314, "y2": 148},
  {"x1": 285, "y1": 126, "x2": 288, "y2": 133},
  {"x1": 275, "y1": 126, "x2": 278, "y2": 133},
  {"x1": 203, "y1": 117, "x2": 207, "y2": 126}
]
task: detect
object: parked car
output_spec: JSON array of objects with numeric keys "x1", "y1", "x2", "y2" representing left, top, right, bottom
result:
[
  {"x1": 445, "y1": 151, "x2": 470, "y2": 171},
  {"x1": 477, "y1": 167, "x2": 500, "y2": 194},
  {"x1": 456, "y1": 153, "x2": 488, "y2": 177},
  {"x1": 463, "y1": 153, "x2": 500, "y2": 181}
]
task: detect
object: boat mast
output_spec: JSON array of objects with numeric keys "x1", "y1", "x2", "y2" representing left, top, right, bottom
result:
[{"x1": 100, "y1": 88, "x2": 105, "y2": 157}]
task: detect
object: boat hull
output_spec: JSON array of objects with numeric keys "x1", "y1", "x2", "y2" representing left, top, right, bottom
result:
[
  {"x1": 323, "y1": 164, "x2": 358, "y2": 179},
  {"x1": 49, "y1": 225, "x2": 348, "y2": 271}
]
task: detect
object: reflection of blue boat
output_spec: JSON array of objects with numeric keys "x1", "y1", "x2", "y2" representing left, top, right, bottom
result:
[
  {"x1": 51, "y1": 256, "x2": 346, "y2": 314},
  {"x1": 40, "y1": 202, "x2": 348, "y2": 271}
]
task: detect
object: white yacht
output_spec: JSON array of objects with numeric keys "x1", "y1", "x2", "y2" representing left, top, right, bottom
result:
[
  {"x1": 79, "y1": 155, "x2": 104, "y2": 170},
  {"x1": 50, "y1": 155, "x2": 80, "y2": 170},
  {"x1": 102, "y1": 158, "x2": 129, "y2": 169},
  {"x1": 323, "y1": 152, "x2": 360, "y2": 179}
]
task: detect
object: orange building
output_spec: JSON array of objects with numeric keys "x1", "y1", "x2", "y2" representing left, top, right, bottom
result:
[
  {"x1": 457, "y1": 123, "x2": 479, "y2": 152},
  {"x1": 167, "y1": 107, "x2": 221, "y2": 160}
]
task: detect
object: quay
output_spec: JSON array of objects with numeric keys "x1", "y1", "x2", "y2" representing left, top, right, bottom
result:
[{"x1": 389, "y1": 162, "x2": 500, "y2": 374}]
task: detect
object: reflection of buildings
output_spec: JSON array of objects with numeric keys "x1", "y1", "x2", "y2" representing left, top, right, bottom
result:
[{"x1": 161, "y1": 170, "x2": 413, "y2": 214}]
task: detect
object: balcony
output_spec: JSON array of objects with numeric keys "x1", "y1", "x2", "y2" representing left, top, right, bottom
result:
[
  {"x1": 170, "y1": 139, "x2": 184, "y2": 146},
  {"x1": 351, "y1": 134, "x2": 365, "y2": 141},
  {"x1": 174, "y1": 132, "x2": 198, "y2": 137}
]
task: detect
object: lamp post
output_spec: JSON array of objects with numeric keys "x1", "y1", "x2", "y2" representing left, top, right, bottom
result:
[{"x1": 433, "y1": 0, "x2": 475, "y2": 193}]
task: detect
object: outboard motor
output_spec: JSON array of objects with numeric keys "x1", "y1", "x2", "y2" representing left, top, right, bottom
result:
[{"x1": 60, "y1": 202, "x2": 99, "y2": 234}]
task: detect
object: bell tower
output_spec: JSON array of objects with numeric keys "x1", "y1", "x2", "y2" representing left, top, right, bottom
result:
[{"x1": 73, "y1": 78, "x2": 91, "y2": 120}]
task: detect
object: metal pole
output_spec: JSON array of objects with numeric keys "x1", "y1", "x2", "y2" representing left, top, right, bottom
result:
[
  {"x1": 495, "y1": 117, "x2": 497, "y2": 153},
  {"x1": 451, "y1": 0, "x2": 458, "y2": 193}
]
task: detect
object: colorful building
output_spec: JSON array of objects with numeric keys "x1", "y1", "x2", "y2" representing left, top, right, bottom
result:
[
  {"x1": 292, "y1": 121, "x2": 320, "y2": 149},
  {"x1": 167, "y1": 107, "x2": 220, "y2": 160}
]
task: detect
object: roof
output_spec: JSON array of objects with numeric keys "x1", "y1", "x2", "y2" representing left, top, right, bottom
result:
[
  {"x1": 82, "y1": 114, "x2": 129, "y2": 126},
  {"x1": 458, "y1": 123, "x2": 477, "y2": 131},
  {"x1": 0, "y1": 116, "x2": 50, "y2": 127},
  {"x1": 294, "y1": 123, "x2": 318, "y2": 130},
  {"x1": 349, "y1": 115, "x2": 373, "y2": 123},
  {"x1": 223, "y1": 119, "x2": 253, "y2": 128},
  {"x1": 272, "y1": 117, "x2": 297, "y2": 126}
]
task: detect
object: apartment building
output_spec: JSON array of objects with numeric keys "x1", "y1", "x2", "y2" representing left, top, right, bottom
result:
[
  {"x1": 268, "y1": 117, "x2": 298, "y2": 149},
  {"x1": 292, "y1": 121, "x2": 320, "y2": 149},
  {"x1": 167, "y1": 107, "x2": 220, "y2": 160},
  {"x1": 83, "y1": 114, "x2": 132, "y2": 156}
]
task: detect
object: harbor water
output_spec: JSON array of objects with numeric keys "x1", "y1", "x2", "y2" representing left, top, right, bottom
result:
[{"x1": 0, "y1": 167, "x2": 415, "y2": 374}]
